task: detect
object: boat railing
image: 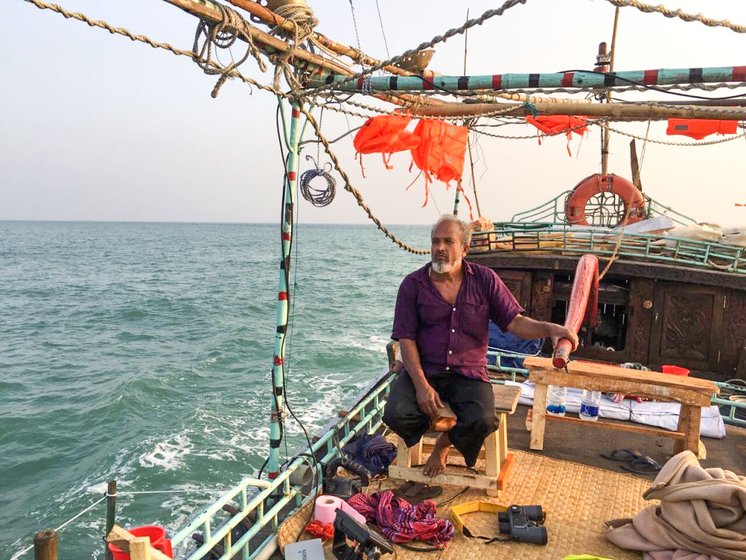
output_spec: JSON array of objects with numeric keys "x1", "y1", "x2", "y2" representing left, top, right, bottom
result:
[
  {"x1": 169, "y1": 370, "x2": 396, "y2": 560},
  {"x1": 509, "y1": 191, "x2": 697, "y2": 226},
  {"x1": 471, "y1": 223, "x2": 745, "y2": 274}
]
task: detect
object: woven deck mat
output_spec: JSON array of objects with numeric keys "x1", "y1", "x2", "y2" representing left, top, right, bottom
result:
[{"x1": 278, "y1": 450, "x2": 653, "y2": 560}]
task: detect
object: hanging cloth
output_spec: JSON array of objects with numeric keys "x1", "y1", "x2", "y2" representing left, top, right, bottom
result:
[
  {"x1": 353, "y1": 115, "x2": 420, "y2": 175},
  {"x1": 410, "y1": 119, "x2": 469, "y2": 186},
  {"x1": 666, "y1": 118, "x2": 738, "y2": 140},
  {"x1": 526, "y1": 115, "x2": 588, "y2": 156}
]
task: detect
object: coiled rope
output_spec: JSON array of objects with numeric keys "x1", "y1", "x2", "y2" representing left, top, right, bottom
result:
[
  {"x1": 192, "y1": 3, "x2": 268, "y2": 98},
  {"x1": 300, "y1": 155, "x2": 336, "y2": 207}
]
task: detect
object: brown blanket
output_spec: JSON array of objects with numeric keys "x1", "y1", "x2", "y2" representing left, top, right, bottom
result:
[{"x1": 604, "y1": 451, "x2": 746, "y2": 560}]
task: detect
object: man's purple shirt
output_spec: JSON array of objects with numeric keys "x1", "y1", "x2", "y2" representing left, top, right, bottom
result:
[{"x1": 391, "y1": 260, "x2": 524, "y2": 383}]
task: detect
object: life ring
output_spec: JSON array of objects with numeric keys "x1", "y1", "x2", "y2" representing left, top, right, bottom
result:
[{"x1": 564, "y1": 173, "x2": 646, "y2": 226}]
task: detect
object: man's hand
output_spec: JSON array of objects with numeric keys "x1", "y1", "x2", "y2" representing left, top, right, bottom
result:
[
  {"x1": 548, "y1": 323, "x2": 579, "y2": 351},
  {"x1": 415, "y1": 382, "x2": 444, "y2": 418}
]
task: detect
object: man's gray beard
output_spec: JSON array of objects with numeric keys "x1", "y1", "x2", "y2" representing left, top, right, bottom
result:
[{"x1": 431, "y1": 261, "x2": 453, "y2": 274}]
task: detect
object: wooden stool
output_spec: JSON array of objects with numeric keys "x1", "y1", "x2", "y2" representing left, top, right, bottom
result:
[{"x1": 388, "y1": 384, "x2": 521, "y2": 497}]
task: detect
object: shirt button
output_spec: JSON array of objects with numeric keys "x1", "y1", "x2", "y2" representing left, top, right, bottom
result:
[
  {"x1": 445, "y1": 366, "x2": 450, "y2": 371},
  {"x1": 452, "y1": 307, "x2": 456, "y2": 311},
  {"x1": 451, "y1": 329, "x2": 455, "y2": 333},
  {"x1": 448, "y1": 350, "x2": 453, "y2": 355}
]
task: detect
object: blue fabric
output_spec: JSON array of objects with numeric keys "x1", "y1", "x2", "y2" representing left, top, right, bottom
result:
[
  {"x1": 342, "y1": 433, "x2": 397, "y2": 475},
  {"x1": 487, "y1": 321, "x2": 542, "y2": 369}
]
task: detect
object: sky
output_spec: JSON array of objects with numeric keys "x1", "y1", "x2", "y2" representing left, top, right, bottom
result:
[{"x1": 1, "y1": 0, "x2": 745, "y2": 226}]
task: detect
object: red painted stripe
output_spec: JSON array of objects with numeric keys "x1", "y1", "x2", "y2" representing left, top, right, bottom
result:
[
  {"x1": 491, "y1": 74, "x2": 502, "y2": 90},
  {"x1": 278, "y1": 292, "x2": 288, "y2": 300},
  {"x1": 287, "y1": 171, "x2": 296, "y2": 181},
  {"x1": 274, "y1": 355, "x2": 284, "y2": 366},
  {"x1": 422, "y1": 76, "x2": 434, "y2": 90},
  {"x1": 357, "y1": 77, "x2": 364, "y2": 91},
  {"x1": 282, "y1": 232, "x2": 291, "y2": 240},
  {"x1": 291, "y1": 108, "x2": 300, "y2": 118},
  {"x1": 268, "y1": 471, "x2": 279, "y2": 480},
  {"x1": 561, "y1": 72, "x2": 575, "y2": 87},
  {"x1": 733, "y1": 66, "x2": 746, "y2": 81},
  {"x1": 643, "y1": 69, "x2": 659, "y2": 85}
]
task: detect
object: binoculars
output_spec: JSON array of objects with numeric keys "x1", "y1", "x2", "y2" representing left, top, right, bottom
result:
[{"x1": 497, "y1": 505, "x2": 548, "y2": 545}]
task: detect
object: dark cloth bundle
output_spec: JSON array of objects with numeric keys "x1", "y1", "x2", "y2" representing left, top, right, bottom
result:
[{"x1": 342, "y1": 433, "x2": 397, "y2": 475}]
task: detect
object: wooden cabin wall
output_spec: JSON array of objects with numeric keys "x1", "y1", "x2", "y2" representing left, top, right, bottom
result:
[{"x1": 494, "y1": 267, "x2": 746, "y2": 381}]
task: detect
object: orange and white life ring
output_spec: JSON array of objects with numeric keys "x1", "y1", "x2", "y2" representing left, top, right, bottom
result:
[{"x1": 564, "y1": 173, "x2": 646, "y2": 226}]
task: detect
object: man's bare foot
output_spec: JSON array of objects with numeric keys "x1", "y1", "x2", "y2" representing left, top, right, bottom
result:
[{"x1": 423, "y1": 433, "x2": 452, "y2": 477}]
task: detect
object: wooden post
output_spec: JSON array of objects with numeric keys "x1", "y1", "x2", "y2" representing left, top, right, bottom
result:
[
  {"x1": 105, "y1": 480, "x2": 117, "y2": 560},
  {"x1": 34, "y1": 530, "x2": 57, "y2": 560}
]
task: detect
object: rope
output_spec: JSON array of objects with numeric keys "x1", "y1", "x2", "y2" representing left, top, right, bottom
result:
[
  {"x1": 23, "y1": 0, "x2": 283, "y2": 97},
  {"x1": 296, "y1": 0, "x2": 529, "y2": 98},
  {"x1": 300, "y1": 156, "x2": 336, "y2": 207},
  {"x1": 9, "y1": 495, "x2": 107, "y2": 560},
  {"x1": 192, "y1": 3, "x2": 268, "y2": 98},
  {"x1": 604, "y1": 0, "x2": 746, "y2": 33},
  {"x1": 298, "y1": 105, "x2": 429, "y2": 255}
]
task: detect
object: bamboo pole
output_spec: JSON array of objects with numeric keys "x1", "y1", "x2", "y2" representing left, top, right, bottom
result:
[
  {"x1": 34, "y1": 530, "x2": 57, "y2": 560},
  {"x1": 404, "y1": 101, "x2": 746, "y2": 121},
  {"x1": 163, "y1": 0, "x2": 351, "y2": 76}
]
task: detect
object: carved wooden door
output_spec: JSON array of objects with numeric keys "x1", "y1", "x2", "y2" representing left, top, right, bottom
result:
[
  {"x1": 648, "y1": 283, "x2": 725, "y2": 372},
  {"x1": 495, "y1": 270, "x2": 531, "y2": 314}
]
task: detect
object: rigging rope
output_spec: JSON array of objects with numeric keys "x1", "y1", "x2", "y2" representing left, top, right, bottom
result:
[
  {"x1": 295, "y1": 0, "x2": 529, "y2": 99},
  {"x1": 604, "y1": 0, "x2": 746, "y2": 33}
]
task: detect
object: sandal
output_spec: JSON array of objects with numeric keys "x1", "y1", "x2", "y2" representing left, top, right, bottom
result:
[
  {"x1": 620, "y1": 456, "x2": 662, "y2": 475},
  {"x1": 392, "y1": 481, "x2": 443, "y2": 504},
  {"x1": 600, "y1": 449, "x2": 643, "y2": 462}
]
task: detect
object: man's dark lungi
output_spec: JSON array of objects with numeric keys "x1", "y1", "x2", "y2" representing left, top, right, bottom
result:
[{"x1": 383, "y1": 371, "x2": 498, "y2": 467}]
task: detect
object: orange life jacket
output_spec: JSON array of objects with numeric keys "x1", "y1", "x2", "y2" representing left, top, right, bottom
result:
[
  {"x1": 526, "y1": 115, "x2": 588, "y2": 136},
  {"x1": 410, "y1": 119, "x2": 468, "y2": 185},
  {"x1": 353, "y1": 115, "x2": 420, "y2": 173},
  {"x1": 666, "y1": 118, "x2": 738, "y2": 140},
  {"x1": 526, "y1": 115, "x2": 587, "y2": 156}
]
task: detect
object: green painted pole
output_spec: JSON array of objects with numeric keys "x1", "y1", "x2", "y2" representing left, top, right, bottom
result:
[{"x1": 267, "y1": 100, "x2": 302, "y2": 479}]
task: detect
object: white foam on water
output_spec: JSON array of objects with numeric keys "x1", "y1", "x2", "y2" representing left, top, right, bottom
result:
[
  {"x1": 139, "y1": 432, "x2": 193, "y2": 470},
  {"x1": 339, "y1": 334, "x2": 389, "y2": 353}
]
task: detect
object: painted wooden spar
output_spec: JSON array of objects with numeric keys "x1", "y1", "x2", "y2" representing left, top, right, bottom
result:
[
  {"x1": 552, "y1": 255, "x2": 599, "y2": 369},
  {"x1": 311, "y1": 66, "x2": 746, "y2": 92}
]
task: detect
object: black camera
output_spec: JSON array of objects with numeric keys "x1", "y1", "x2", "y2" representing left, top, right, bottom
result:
[
  {"x1": 323, "y1": 456, "x2": 371, "y2": 499},
  {"x1": 332, "y1": 509, "x2": 393, "y2": 560},
  {"x1": 497, "y1": 505, "x2": 548, "y2": 545}
]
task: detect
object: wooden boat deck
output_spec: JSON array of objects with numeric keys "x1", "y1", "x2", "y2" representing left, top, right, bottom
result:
[{"x1": 277, "y1": 404, "x2": 746, "y2": 560}]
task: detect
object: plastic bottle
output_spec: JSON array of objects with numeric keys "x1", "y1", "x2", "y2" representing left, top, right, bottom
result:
[
  {"x1": 579, "y1": 389, "x2": 602, "y2": 421},
  {"x1": 546, "y1": 385, "x2": 567, "y2": 416}
]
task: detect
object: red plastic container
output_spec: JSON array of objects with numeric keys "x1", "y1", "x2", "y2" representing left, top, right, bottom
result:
[
  {"x1": 662, "y1": 365, "x2": 690, "y2": 376},
  {"x1": 108, "y1": 525, "x2": 173, "y2": 559}
]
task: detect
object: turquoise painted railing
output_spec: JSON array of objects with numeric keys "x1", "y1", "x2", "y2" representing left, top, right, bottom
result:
[
  {"x1": 509, "y1": 191, "x2": 696, "y2": 225},
  {"x1": 170, "y1": 370, "x2": 395, "y2": 560},
  {"x1": 471, "y1": 224, "x2": 745, "y2": 274}
]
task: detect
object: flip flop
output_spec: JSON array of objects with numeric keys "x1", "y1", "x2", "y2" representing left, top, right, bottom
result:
[
  {"x1": 620, "y1": 456, "x2": 662, "y2": 475},
  {"x1": 600, "y1": 449, "x2": 643, "y2": 462},
  {"x1": 392, "y1": 481, "x2": 443, "y2": 504}
]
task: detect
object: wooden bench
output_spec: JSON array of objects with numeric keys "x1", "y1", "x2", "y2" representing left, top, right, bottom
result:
[
  {"x1": 525, "y1": 357, "x2": 719, "y2": 458},
  {"x1": 388, "y1": 383, "x2": 521, "y2": 497}
]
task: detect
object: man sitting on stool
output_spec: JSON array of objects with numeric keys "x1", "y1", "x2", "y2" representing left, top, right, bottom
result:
[{"x1": 383, "y1": 214, "x2": 578, "y2": 477}]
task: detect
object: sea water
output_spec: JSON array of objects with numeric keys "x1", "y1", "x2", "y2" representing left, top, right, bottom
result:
[{"x1": 0, "y1": 221, "x2": 427, "y2": 558}]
